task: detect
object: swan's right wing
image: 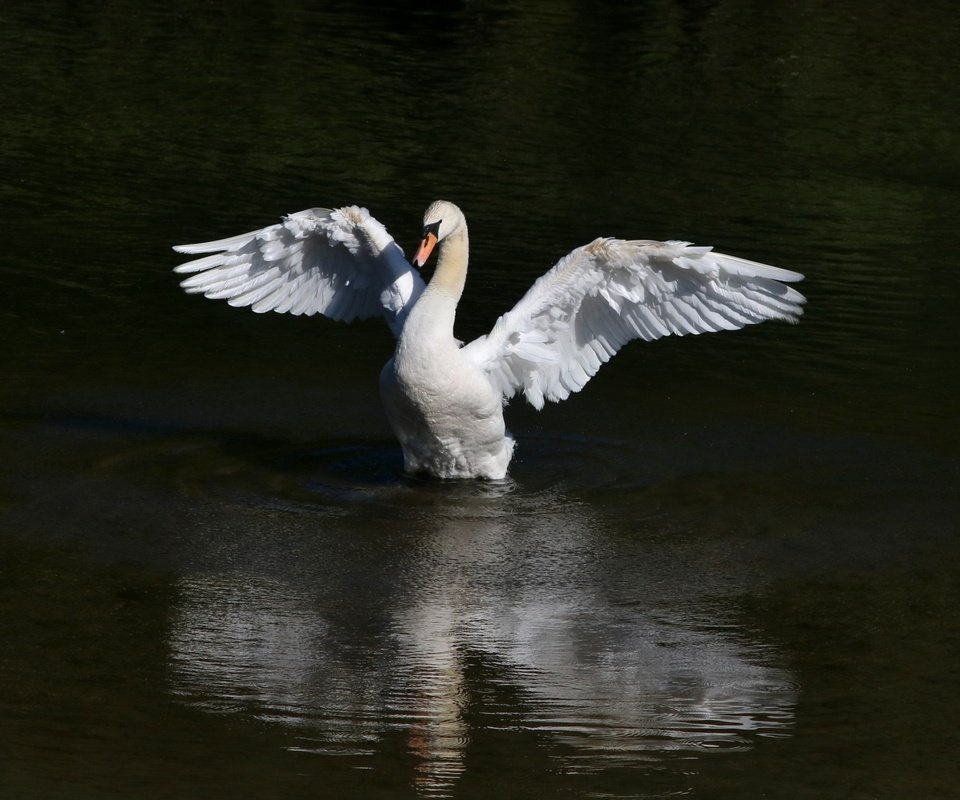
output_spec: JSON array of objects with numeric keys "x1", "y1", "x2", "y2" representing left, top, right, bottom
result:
[
  {"x1": 462, "y1": 238, "x2": 805, "y2": 409},
  {"x1": 174, "y1": 206, "x2": 425, "y2": 337}
]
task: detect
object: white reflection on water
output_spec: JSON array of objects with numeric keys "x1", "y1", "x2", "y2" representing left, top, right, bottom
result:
[{"x1": 168, "y1": 490, "x2": 795, "y2": 796}]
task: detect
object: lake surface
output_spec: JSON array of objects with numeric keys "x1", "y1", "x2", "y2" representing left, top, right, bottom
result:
[{"x1": 2, "y1": 1, "x2": 959, "y2": 798}]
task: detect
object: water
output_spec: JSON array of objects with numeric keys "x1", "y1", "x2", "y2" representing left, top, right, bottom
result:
[{"x1": 2, "y1": 1, "x2": 959, "y2": 798}]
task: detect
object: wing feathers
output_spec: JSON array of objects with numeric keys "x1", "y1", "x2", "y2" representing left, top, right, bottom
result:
[
  {"x1": 173, "y1": 207, "x2": 426, "y2": 336},
  {"x1": 173, "y1": 231, "x2": 261, "y2": 256},
  {"x1": 176, "y1": 209, "x2": 804, "y2": 409},
  {"x1": 462, "y1": 237, "x2": 805, "y2": 409}
]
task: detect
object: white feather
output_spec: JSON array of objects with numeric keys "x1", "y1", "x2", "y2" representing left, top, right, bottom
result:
[
  {"x1": 461, "y1": 237, "x2": 805, "y2": 410},
  {"x1": 173, "y1": 206, "x2": 425, "y2": 336}
]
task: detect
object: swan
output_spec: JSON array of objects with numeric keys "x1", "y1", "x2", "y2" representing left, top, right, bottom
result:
[{"x1": 174, "y1": 200, "x2": 805, "y2": 479}]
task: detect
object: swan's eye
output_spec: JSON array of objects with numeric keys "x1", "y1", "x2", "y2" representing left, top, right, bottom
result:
[{"x1": 422, "y1": 220, "x2": 441, "y2": 239}]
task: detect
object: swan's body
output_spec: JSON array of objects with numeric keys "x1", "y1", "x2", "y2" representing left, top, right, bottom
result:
[
  {"x1": 174, "y1": 201, "x2": 805, "y2": 479},
  {"x1": 377, "y1": 207, "x2": 514, "y2": 477}
]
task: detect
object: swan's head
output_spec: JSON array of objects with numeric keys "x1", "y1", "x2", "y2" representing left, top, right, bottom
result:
[{"x1": 413, "y1": 200, "x2": 464, "y2": 267}]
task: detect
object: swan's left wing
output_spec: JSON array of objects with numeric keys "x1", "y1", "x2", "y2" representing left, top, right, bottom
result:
[
  {"x1": 461, "y1": 238, "x2": 805, "y2": 409},
  {"x1": 173, "y1": 206, "x2": 425, "y2": 337}
]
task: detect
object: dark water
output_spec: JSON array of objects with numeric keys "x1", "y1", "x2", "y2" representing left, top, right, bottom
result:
[{"x1": 3, "y1": 2, "x2": 959, "y2": 798}]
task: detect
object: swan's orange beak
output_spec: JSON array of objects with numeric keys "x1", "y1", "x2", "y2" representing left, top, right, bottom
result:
[{"x1": 413, "y1": 231, "x2": 438, "y2": 268}]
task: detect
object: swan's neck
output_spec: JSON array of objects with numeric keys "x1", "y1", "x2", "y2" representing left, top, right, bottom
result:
[
  {"x1": 396, "y1": 222, "x2": 468, "y2": 355},
  {"x1": 429, "y1": 226, "x2": 469, "y2": 301}
]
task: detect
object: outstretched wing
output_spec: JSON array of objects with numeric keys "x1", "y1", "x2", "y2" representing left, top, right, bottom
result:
[
  {"x1": 461, "y1": 238, "x2": 806, "y2": 409},
  {"x1": 173, "y1": 205, "x2": 425, "y2": 337}
]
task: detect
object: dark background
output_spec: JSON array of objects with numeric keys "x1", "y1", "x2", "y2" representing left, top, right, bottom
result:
[{"x1": 2, "y1": 2, "x2": 958, "y2": 798}]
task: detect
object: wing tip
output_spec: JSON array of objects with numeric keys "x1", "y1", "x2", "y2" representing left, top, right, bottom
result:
[{"x1": 715, "y1": 252, "x2": 806, "y2": 283}]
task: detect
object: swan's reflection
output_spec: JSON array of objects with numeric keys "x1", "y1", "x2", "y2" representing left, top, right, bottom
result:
[{"x1": 168, "y1": 487, "x2": 795, "y2": 795}]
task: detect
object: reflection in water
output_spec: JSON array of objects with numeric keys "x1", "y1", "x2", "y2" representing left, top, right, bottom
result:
[
  {"x1": 167, "y1": 483, "x2": 795, "y2": 797},
  {"x1": 169, "y1": 576, "x2": 386, "y2": 754}
]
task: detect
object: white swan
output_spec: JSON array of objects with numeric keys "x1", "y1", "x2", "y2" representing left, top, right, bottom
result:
[{"x1": 174, "y1": 201, "x2": 805, "y2": 479}]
